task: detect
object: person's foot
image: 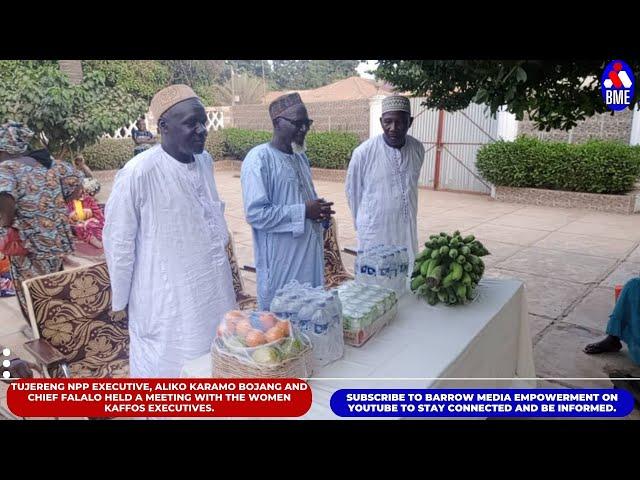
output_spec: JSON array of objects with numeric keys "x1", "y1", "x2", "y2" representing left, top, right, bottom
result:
[
  {"x1": 88, "y1": 237, "x2": 103, "y2": 249},
  {"x1": 584, "y1": 335, "x2": 622, "y2": 355}
]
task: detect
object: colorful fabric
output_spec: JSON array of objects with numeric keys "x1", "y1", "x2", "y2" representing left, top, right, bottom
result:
[
  {"x1": 52, "y1": 161, "x2": 84, "y2": 201},
  {"x1": 607, "y1": 277, "x2": 640, "y2": 365},
  {"x1": 0, "y1": 271, "x2": 14, "y2": 297},
  {"x1": 0, "y1": 160, "x2": 74, "y2": 260},
  {"x1": 67, "y1": 194, "x2": 104, "y2": 243},
  {"x1": 10, "y1": 255, "x2": 62, "y2": 320},
  {"x1": 0, "y1": 121, "x2": 34, "y2": 155}
]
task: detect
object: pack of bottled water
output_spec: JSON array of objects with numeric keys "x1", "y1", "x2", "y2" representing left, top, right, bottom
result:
[
  {"x1": 354, "y1": 244, "x2": 410, "y2": 296},
  {"x1": 269, "y1": 280, "x2": 344, "y2": 367}
]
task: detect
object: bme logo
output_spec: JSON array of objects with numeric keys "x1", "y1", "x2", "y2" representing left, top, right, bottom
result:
[{"x1": 601, "y1": 60, "x2": 635, "y2": 111}]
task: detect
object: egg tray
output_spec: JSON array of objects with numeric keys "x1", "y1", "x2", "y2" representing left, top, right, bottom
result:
[
  {"x1": 211, "y1": 334, "x2": 314, "y2": 379},
  {"x1": 343, "y1": 304, "x2": 398, "y2": 348}
]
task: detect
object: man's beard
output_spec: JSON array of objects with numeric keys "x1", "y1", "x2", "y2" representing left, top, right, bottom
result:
[{"x1": 291, "y1": 139, "x2": 307, "y2": 154}]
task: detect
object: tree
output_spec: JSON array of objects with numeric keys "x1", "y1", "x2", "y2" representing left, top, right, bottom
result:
[
  {"x1": 82, "y1": 60, "x2": 171, "y2": 102},
  {"x1": 375, "y1": 60, "x2": 640, "y2": 131},
  {"x1": 159, "y1": 60, "x2": 226, "y2": 105},
  {"x1": 0, "y1": 62, "x2": 146, "y2": 158},
  {"x1": 271, "y1": 60, "x2": 359, "y2": 90}
]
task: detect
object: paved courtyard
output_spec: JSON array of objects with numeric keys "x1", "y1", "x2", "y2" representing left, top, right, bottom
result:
[{"x1": 2, "y1": 166, "x2": 640, "y2": 419}]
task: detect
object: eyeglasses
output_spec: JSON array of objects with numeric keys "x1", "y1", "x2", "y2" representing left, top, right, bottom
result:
[{"x1": 277, "y1": 117, "x2": 314, "y2": 130}]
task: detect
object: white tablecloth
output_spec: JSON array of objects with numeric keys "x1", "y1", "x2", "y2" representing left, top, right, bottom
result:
[{"x1": 181, "y1": 278, "x2": 535, "y2": 419}]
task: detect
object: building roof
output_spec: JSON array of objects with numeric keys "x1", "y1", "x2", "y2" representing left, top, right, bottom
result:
[{"x1": 263, "y1": 76, "x2": 394, "y2": 104}]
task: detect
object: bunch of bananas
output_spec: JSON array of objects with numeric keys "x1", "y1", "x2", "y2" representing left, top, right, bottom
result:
[{"x1": 410, "y1": 231, "x2": 490, "y2": 306}]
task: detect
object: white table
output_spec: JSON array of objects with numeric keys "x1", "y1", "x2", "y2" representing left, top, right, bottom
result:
[{"x1": 181, "y1": 278, "x2": 535, "y2": 419}]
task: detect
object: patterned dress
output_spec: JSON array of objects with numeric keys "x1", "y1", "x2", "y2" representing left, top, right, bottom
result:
[
  {"x1": 67, "y1": 194, "x2": 105, "y2": 243},
  {"x1": 0, "y1": 159, "x2": 77, "y2": 321}
]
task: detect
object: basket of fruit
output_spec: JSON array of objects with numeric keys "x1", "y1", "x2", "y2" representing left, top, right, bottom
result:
[{"x1": 212, "y1": 310, "x2": 314, "y2": 379}]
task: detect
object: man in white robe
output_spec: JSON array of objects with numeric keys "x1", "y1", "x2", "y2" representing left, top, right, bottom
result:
[
  {"x1": 103, "y1": 85, "x2": 237, "y2": 377},
  {"x1": 346, "y1": 95, "x2": 425, "y2": 264}
]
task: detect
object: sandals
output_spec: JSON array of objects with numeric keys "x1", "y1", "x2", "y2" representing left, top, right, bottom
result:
[{"x1": 584, "y1": 338, "x2": 622, "y2": 355}]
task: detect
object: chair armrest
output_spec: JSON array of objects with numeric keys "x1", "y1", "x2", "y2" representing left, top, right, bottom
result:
[
  {"x1": 343, "y1": 246, "x2": 358, "y2": 256},
  {"x1": 24, "y1": 339, "x2": 67, "y2": 370}
]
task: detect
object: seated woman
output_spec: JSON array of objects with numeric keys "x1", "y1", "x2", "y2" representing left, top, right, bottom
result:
[
  {"x1": 584, "y1": 277, "x2": 640, "y2": 367},
  {"x1": 66, "y1": 180, "x2": 105, "y2": 249}
]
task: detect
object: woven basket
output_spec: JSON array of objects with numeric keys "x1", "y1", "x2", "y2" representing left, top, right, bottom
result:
[{"x1": 212, "y1": 335, "x2": 314, "y2": 379}]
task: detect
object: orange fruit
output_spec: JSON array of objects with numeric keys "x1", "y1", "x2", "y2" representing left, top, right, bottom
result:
[
  {"x1": 245, "y1": 329, "x2": 267, "y2": 347},
  {"x1": 265, "y1": 326, "x2": 285, "y2": 343},
  {"x1": 235, "y1": 319, "x2": 252, "y2": 339}
]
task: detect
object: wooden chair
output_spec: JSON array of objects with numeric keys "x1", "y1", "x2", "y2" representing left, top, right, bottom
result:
[
  {"x1": 22, "y1": 262, "x2": 129, "y2": 379},
  {"x1": 225, "y1": 232, "x2": 257, "y2": 311}
]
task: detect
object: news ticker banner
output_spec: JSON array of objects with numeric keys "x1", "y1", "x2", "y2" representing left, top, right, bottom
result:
[{"x1": 6, "y1": 380, "x2": 636, "y2": 418}]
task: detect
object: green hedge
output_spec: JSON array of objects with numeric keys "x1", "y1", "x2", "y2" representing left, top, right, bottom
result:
[
  {"x1": 82, "y1": 128, "x2": 362, "y2": 171},
  {"x1": 223, "y1": 128, "x2": 272, "y2": 160},
  {"x1": 476, "y1": 137, "x2": 640, "y2": 195},
  {"x1": 205, "y1": 129, "x2": 226, "y2": 160},
  {"x1": 222, "y1": 128, "x2": 360, "y2": 169},
  {"x1": 82, "y1": 138, "x2": 135, "y2": 170},
  {"x1": 306, "y1": 131, "x2": 361, "y2": 169}
]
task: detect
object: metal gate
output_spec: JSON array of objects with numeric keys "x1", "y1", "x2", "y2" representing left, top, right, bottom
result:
[{"x1": 408, "y1": 99, "x2": 498, "y2": 194}]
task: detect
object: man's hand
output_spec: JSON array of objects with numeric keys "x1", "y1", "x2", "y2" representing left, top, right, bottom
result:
[
  {"x1": 305, "y1": 198, "x2": 335, "y2": 220},
  {"x1": 110, "y1": 309, "x2": 128, "y2": 322}
]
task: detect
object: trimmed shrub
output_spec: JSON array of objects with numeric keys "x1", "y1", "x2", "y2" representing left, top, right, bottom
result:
[
  {"x1": 477, "y1": 136, "x2": 640, "y2": 194},
  {"x1": 223, "y1": 128, "x2": 360, "y2": 169},
  {"x1": 82, "y1": 138, "x2": 134, "y2": 170},
  {"x1": 205, "y1": 129, "x2": 226, "y2": 160},
  {"x1": 223, "y1": 128, "x2": 272, "y2": 160},
  {"x1": 306, "y1": 131, "x2": 360, "y2": 169}
]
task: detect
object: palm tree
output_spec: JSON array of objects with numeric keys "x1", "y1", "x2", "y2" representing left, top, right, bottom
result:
[{"x1": 213, "y1": 73, "x2": 266, "y2": 105}]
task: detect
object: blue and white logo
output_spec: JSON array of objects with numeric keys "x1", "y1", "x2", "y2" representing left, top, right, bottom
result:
[{"x1": 601, "y1": 60, "x2": 635, "y2": 111}]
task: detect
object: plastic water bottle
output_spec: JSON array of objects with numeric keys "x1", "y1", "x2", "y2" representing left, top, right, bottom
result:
[
  {"x1": 379, "y1": 254, "x2": 390, "y2": 290},
  {"x1": 287, "y1": 294, "x2": 303, "y2": 328},
  {"x1": 296, "y1": 301, "x2": 315, "y2": 334},
  {"x1": 310, "y1": 302, "x2": 330, "y2": 361},
  {"x1": 331, "y1": 290, "x2": 343, "y2": 324},
  {"x1": 270, "y1": 294, "x2": 288, "y2": 319}
]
